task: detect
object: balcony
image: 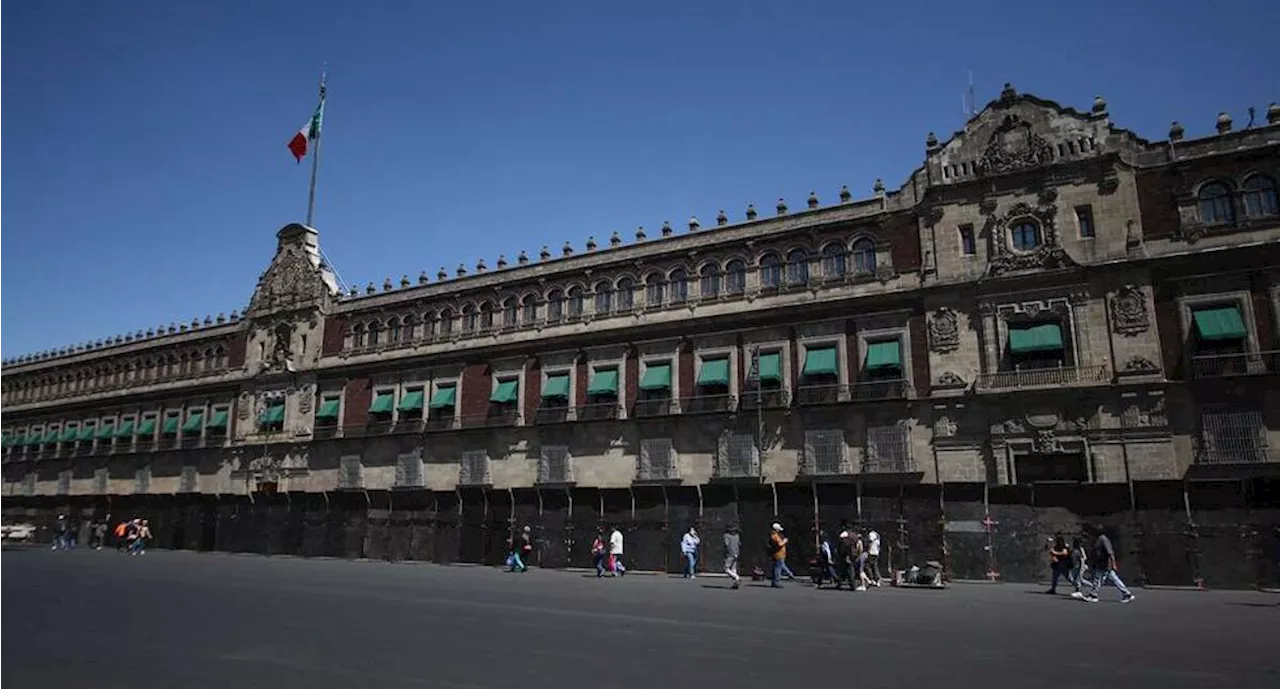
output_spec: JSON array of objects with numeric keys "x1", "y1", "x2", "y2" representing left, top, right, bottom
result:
[
  {"x1": 158, "y1": 435, "x2": 180, "y2": 450},
  {"x1": 393, "y1": 419, "x2": 424, "y2": 434},
  {"x1": 179, "y1": 435, "x2": 204, "y2": 449},
  {"x1": 461, "y1": 408, "x2": 519, "y2": 429},
  {"x1": 795, "y1": 383, "x2": 846, "y2": 406},
  {"x1": 633, "y1": 397, "x2": 678, "y2": 418},
  {"x1": 425, "y1": 415, "x2": 460, "y2": 432},
  {"x1": 975, "y1": 364, "x2": 1109, "y2": 392},
  {"x1": 849, "y1": 378, "x2": 911, "y2": 402},
  {"x1": 739, "y1": 387, "x2": 790, "y2": 410},
  {"x1": 576, "y1": 401, "x2": 621, "y2": 421},
  {"x1": 75, "y1": 442, "x2": 97, "y2": 456},
  {"x1": 1192, "y1": 350, "x2": 1280, "y2": 379},
  {"x1": 681, "y1": 393, "x2": 736, "y2": 414},
  {"x1": 535, "y1": 403, "x2": 573, "y2": 424},
  {"x1": 313, "y1": 424, "x2": 341, "y2": 439}
]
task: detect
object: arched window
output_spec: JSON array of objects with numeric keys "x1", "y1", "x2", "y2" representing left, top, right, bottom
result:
[
  {"x1": 594, "y1": 281, "x2": 613, "y2": 314},
  {"x1": 403, "y1": 314, "x2": 419, "y2": 340},
  {"x1": 786, "y1": 249, "x2": 809, "y2": 285},
  {"x1": 725, "y1": 259, "x2": 747, "y2": 294},
  {"x1": 214, "y1": 346, "x2": 227, "y2": 369},
  {"x1": 479, "y1": 302, "x2": 494, "y2": 330},
  {"x1": 503, "y1": 298, "x2": 518, "y2": 327},
  {"x1": 1010, "y1": 221, "x2": 1041, "y2": 251},
  {"x1": 439, "y1": 308, "x2": 454, "y2": 336},
  {"x1": 521, "y1": 295, "x2": 538, "y2": 324},
  {"x1": 1242, "y1": 175, "x2": 1278, "y2": 218},
  {"x1": 547, "y1": 290, "x2": 564, "y2": 322},
  {"x1": 759, "y1": 253, "x2": 782, "y2": 289},
  {"x1": 700, "y1": 264, "x2": 721, "y2": 298},
  {"x1": 646, "y1": 274, "x2": 665, "y2": 305},
  {"x1": 461, "y1": 305, "x2": 477, "y2": 333},
  {"x1": 567, "y1": 287, "x2": 585, "y2": 317},
  {"x1": 421, "y1": 311, "x2": 436, "y2": 339},
  {"x1": 669, "y1": 269, "x2": 689, "y2": 303},
  {"x1": 821, "y1": 243, "x2": 847, "y2": 277},
  {"x1": 388, "y1": 316, "x2": 402, "y2": 342},
  {"x1": 616, "y1": 278, "x2": 634, "y2": 310},
  {"x1": 368, "y1": 320, "x2": 383, "y2": 345},
  {"x1": 852, "y1": 238, "x2": 877, "y2": 274},
  {"x1": 352, "y1": 323, "x2": 366, "y2": 348},
  {"x1": 1198, "y1": 181, "x2": 1235, "y2": 224}
]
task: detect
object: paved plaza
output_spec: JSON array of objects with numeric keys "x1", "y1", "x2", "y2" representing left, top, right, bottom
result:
[{"x1": 3, "y1": 548, "x2": 1277, "y2": 689}]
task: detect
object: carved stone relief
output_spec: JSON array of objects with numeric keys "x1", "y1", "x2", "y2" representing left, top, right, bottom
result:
[
  {"x1": 238, "y1": 391, "x2": 253, "y2": 420},
  {"x1": 928, "y1": 308, "x2": 960, "y2": 353},
  {"x1": 1033, "y1": 429, "x2": 1060, "y2": 454},
  {"x1": 247, "y1": 243, "x2": 330, "y2": 318},
  {"x1": 935, "y1": 371, "x2": 968, "y2": 389},
  {"x1": 1119, "y1": 356, "x2": 1161, "y2": 375},
  {"x1": 985, "y1": 200, "x2": 1073, "y2": 276},
  {"x1": 1109, "y1": 285, "x2": 1150, "y2": 336},
  {"x1": 977, "y1": 115, "x2": 1056, "y2": 177},
  {"x1": 1122, "y1": 396, "x2": 1167, "y2": 428},
  {"x1": 297, "y1": 384, "x2": 315, "y2": 414},
  {"x1": 932, "y1": 409, "x2": 958, "y2": 438}
]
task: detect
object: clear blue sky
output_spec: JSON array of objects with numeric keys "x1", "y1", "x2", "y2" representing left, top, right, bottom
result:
[{"x1": 2, "y1": 0, "x2": 1275, "y2": 358}]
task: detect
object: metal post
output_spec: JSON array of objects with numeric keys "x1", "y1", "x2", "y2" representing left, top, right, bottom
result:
[{"x1": 305, "y1": 69, "x2": 327, "y2": 227}]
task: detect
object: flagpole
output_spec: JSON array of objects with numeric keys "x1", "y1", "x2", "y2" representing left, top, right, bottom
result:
[{"x1": 305, "y1": 69, "x2": 327, "y2": 228}]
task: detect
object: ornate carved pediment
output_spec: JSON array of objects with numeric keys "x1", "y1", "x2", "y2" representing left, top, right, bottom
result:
[
  {"x1": 977, "y1": 115, "x2": 1055, "y2": 177},
  {"x1": 928, "y1": 308, "x2": 960, "y2": 353},
  {"x1": 1118, "y1": 355, "x2": 1161, "y2": 375},
  {"x1": 985, "y1": 200, "x2": 1077, "y2": 277},
  {"x1": 1109, "y1": 285, "x2": 1150, "y2": 336},
  {"x1": 247, "y1": 225, "x2": 335, "y2": 319},
  {"x1": 935, "y1": 371, "x2": 967, "y2": 389}
]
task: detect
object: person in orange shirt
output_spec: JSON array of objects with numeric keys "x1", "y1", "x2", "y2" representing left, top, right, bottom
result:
[
  {"x1": 769, "y1": 523, "x2": 788, "y2": 589},
  {"x1": 114, "y1": 521, "x2": 129, "y2": 552}
]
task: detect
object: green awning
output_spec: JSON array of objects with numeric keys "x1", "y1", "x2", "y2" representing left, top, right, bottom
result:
[
  {"x1": 398, "y1": 390, "x2": 425, "y2": 411},
  {"x1": 586, "y1": 368, "x2": 619, "y2": 396},
  {"x1": 757, "y1": 352, "x2": 782, "y2": 383},
  {"x1": 42, "y1": 429, "x2": 60, "y2": 443},
  {"x1": 259, "y1": 404, "x2": 284, "y2": 424},
  {"x1": 864, "y1": 340, "x2": 902, "y2": 370},
  {"x1": 137, "y1": 418, "x2": 157, "y2": 436},
  {"x1": 639, "y1": 363, "x2": 671, "y2": 391},
  {"x1": 491, "y1": 379, "x2": 519, "y2": 404},
  {"x1": 161, "y1": 416, "x2": 179, "y2": 435},
  {"x1": 60, "y1": 425, "x2": 79, "y2": 442},
  {"x1": 207, "y1": 410, "x2": 228, "y2": 429},
  {"x1": 316, "y1": 398, "x2": 341, "y2": 419},
  {"x1": 428, "y1": 386, "x2": 457, "y2": 409},
  {"x1": 115, "y1": 420, "x2": 136, "y2": 438},
  {"x1": 697, "y1": 358, "x2": 731, "y2": 387},
  {"x1": 802, "y1": 346, "x2": 838, "y2": 376},
  {"x1": 369, "y1": 391, "x2": 394, "y2": 414},
  {"x1": 1, "y1": 435, "x2": 10, "y2": 448},
  {"x1": 542, "y1": 374, "x2": 570, "y2": 399},
  {"x1": 26, "y1": 432, "x2": 43, "y2": 446},
  {"x1": 1192, "y1": 306, "x2": 1247, "y2": 341},
  {"x1": 1008, "y1": 323, "x2": 1064, "y2": 354},
  {"x1": 77, "y1": 424, "x2": 97, "y2": 441},
  {"x1": 96, "y1": 423, "x2": 116, "y2": 440},
  {"x1": 181, "y1": 413, "x2": 204, "y2": 433}
]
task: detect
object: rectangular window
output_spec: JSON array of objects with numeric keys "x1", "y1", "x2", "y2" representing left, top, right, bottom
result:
[
  {"x1": 207, "y1": 407, "x2": 229, "y2": 439},
  {"x1": 1075, "y1": 205, "x2": 1095, "y2": 238},
  {"x1": 315, "y1": 396, "x2": 341, "y2": 425},
  {"x1": 959, "y1": 224, "x2": 976, "y2": 255}
]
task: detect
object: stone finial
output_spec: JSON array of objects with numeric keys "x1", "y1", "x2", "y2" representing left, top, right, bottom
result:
[
  {"x1": 476, "y1": 258, "x2": 487, "y2": 272},
  {"x1": 873, "y1": 178, "x2": 885, "y2": 195},
  {"x1": 776, "y1": 198, "x2": 788, "y2": 215},
  {"x1": 839, "y1": 185, "x2": 852, "y2": 203},
  {"x1": 926, "y1": 132, "x2": 939, "y2": 151},
  {"x1": 1268, "y1": 103, "x2": 1280, "y2": 125},
  {"x1": 562, "y1": 241, "x2": 573, "y2": 256},
  {"x1": 635, "y1": 226, "x2": 647, "y2": 241},
  {"x1": 1169, "y1": 121, "x2": 1185, "y2": 141},
  {"x1": 456, "y1": 263, "x2": 467, "y2": 277},
  {"x1": 393, "y1": 274, "x2": 405, "y2": 288},
  {"x1": 1000, "y1": 82, "x2": 1017, "y2": 101},
  {"x1": 745, "y1": 203, "x2": 757, "y2": 220},
  {"x1": 1216, "y1": 111, "x2": 1232, "y2": 134},
  {"x1": 146, "y1": 328, "x2": 156, "y2": 337},
  {"x1": 418, "y1": 271, "x2": 429, "y2": 285},
  {"x1": 349, "y1": 285, "x2": 359, "y2": 296},
  {"x1": 1091, "y1": 95, "x2": 1107, "y2": 116},
  {"x1": 716, "y1": 209, "x2": 728, "y2": 226},
  {"x1": 167, "y1": 323, "x2": 177, "y2": 334},
  {"x1": 659, "y1": 221, "x2": 672, "y2": 237},
  {"x1": 366, "y1": 282, "x2": 376, "y2": 294},
  {"x1": 437, "y1": 266, "x2": 448, "y2": 280},
  {"x1": 124, "y1": 333, "x2": 134, "y2": 342},
  {"x1": 688, "y1": 216, "x2": 700, "y2": 232},
  {"x1": 609, "y1": 231, "x2": 622, "y2": 248},
  {"x1": 203, "y1": 316, "x2": 213, "y2": 326},
  {"x1": 517, "y1": 250, "x2": 529, "y2": 265},
  {"x1": 179, "y1": 323, "x2": 189, "y2": 332},
  {"x1": 540, "y1": 245, "x2": 551, "y2": 261},
  {"x1": 383, "y1": 277, "x2": 394, "y2": 291},
  {"x1": 586, "y1": 236, "x2": 597, "y2": 252},
  {"x1": 216, "y1": 313, "x2": 226, "y2": 324},
  {"x1": 190, "y1": 318, "x2": 200, "y2": 329},
  {"x1": 229, "y1": 310, "x2": 240, "y2": 322},
  {"x1": 807, "y1": 191, "x2": 819, "y2": 209},
  {"x1": 497, "y1": 254, "x2": 508, "y2": 269}
]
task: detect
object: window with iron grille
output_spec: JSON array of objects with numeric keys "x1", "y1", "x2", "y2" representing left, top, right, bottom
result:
[
  {"x1": 179, "y1": 466, "x2": 199, "y2": 493},
  {"x1": 56, "y1": 470, "x2": 72, "y2": 496},
  {"x1": 22, "y1": 473, "x2": 36, "y2": 496},
  {"x1": 538, "y1": 445, "x2": 573, "y2": 483},
  {"x1": 93, "y1": 468, "x2": 108, "y2": 494},
  {"x1": 1198, "y1": 410, "x2": 1269, "y2": 464},
  {"x1": 716, "y1": 432, "x2": 760, "y2": 478},
  {"x1": 338, "y1": 455, "x2": 363, "y2": 489},
  {"x1": 638, "y1": 438, "x2": 677, "y2": 481},
  {"x1": 134, "y1": 467, "x2": 151, "y2": 494},
  {"x1": 802, "y1": 429, "x2": 848, "y2": 475},
  {"x1": 864, "y1": 424, "x2": 913, "y2": 473},
  {"x1": 395, "y1": 453, "x2": 424, "y2": 487},
  {"x1": 458, "y1": 450, "x2": 490, "y2": 485}
]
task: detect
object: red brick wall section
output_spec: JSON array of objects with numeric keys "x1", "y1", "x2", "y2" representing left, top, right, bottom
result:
[
  {"x1": 845, "y1": 320, "x2": 859, "y2": 383},
  {"x1": 226, "y1": 332, "x2": 247, "y2": 369},
  {"x1": 343, "y1": 377, "x2": 372, "y2": 428},
  {"x1": 574, "y1": 354, "x2": 588, "y2": 408},
  {"x1": 908, "y1": 312, "x2": 931, "y2": 397},
  {"x1": 321, "y1": 315, "x2": 347, "y2": 356},
  {"x1": 1135, "y1": 169, "x2": 1180, "y2": 241},
  {"x1": 884, "y1": 213, "x2": 922, "y2": 272},
  {"x1": 1251, "y1": 285, "x2": 1276, "y2": 352},
  {"x1": 460, "y1": 363, "x2": 492, "y2": 419},
  {"x1": 624, "y1": 346, "x2": 639, "y2": 410},
  {"x1": 736, "y1": 334, "x2": 747, "y2": 390},
  {"x1": 1153, "y1": 294, "x2": 1184, "y2": 379},
  {"x1": 524, "y1": 358, "x2": 541, "y2": 421},
  {"x1": 678, "y1": 341, "x2": 695, "y2": 401},
  {"x1": 789, "y1": 327, "x2": 801, "y2": 390}
]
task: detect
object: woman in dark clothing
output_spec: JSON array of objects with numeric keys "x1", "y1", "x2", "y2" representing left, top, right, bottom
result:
[{"x1": 1046, "y1": 534, "x2": 1071, "y2": 594}]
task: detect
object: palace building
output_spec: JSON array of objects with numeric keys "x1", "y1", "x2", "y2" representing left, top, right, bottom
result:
[{"x1": 4, "y1": 85, "x2": 1279, "y2": 587}]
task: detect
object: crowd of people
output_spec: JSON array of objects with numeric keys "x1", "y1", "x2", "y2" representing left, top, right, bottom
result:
[
  {"x1": 1044, "y1": 522, "x2": 1136, "y2": 603},
  {"x1": 49, "y1": 515, "x2": 152, "y2": 556}
]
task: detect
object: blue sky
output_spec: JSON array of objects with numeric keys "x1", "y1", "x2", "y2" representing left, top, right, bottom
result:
[{"x1": 2, "y1": 0, "x2": 1275, "y2": 358}]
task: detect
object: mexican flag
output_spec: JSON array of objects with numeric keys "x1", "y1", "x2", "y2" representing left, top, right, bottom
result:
[{"x1": 287, "y1": 98, "x2": 324, "y2": 163}]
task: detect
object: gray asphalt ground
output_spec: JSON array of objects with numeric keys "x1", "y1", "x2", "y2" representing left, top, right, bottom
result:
[{"x1": 3, "y1": 547, "x2": 1277, "y2": 689}]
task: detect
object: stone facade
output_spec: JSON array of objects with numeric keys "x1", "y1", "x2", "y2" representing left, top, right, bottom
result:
[{"x1": 4, "y1": 88, "x2": 1280, "y2": 586}]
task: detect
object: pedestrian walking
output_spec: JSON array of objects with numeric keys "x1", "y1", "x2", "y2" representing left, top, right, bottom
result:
[
  {"x1": 723, "y1": 525, "x2": 741, "y2": 589},
  {"x1": 1068, "y1": 536, "x2": 1088, "y2": 593},
  {"x1": 1046, "y1": 534, "x2": 1071, "y2": 594},
  {"x1": 507, "y1": 525, "x2": 532, "y2": 572},
  {"x1": 866, "y1": 529, "x2": 882, "y2": 586},
  {"x1": 817, "y1": 533, "x2": 839, "y2": 587},
  {"x1": 591, "y1": 530, "x2": 608, "y2": 577},
  {"x1": 680, "y1": 527, "x2": 700, "y2": 579},
  {"x1": 852, "y1": 532, "x2": 872, "y2": 591},
  {"x1": 769, "y1": 523, "x2": 788, "y2": 588},
  {"x1": 52, "y1": 515, "x2": 68, "y2": 551},
  {"x1": 1075, "y1": 524, "x2": 1135, "y2": 603},
  {"x1": 91, "y1": 520, "x2": 107, "y2": 550},
  {"x1": 132, "y1": 520, "x2": 151, "y2": 555},
  {"x1": 114, "y1": 520, "x2": 129, "y2": 552},
  {"x1": 609, "y1": 526, "x2": 626, "y2": 576}
]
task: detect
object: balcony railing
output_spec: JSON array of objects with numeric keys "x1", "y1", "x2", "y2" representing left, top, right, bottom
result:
[
  {"x1": 393, "y1": 419, "x2": 424, "y2": 434},
  {"x1": 1191, "y1": 350, "x2": 1280, "y2": 379},
  {"x1": 739, "y1": 387, "x2": 790, "y2": 410},
  {"x1": 681, "y1": 393, "x2": 736, "y2": 414},
  {"x1": 158, "y1": 435, "x2": 180, "y2": 450},
  {"x1": 849, "y1": 378, "x2": 911, "y2": 402},
  {"x1": 535, "y1": 404, "x2": 573, "y2": 424},
  {"x1": 179, "y1": 436, "x2": 203, "y2": 449},
  {"x1": 425, "y1": 415, "x2": 460, "y2": 432},
  {"x1": 975, "y1": 364, "x2": 1110, "y2": 392},
  {"x1": 633, "y1": 397, "x2": 678, "y2": 418},
  {"x1": 576, "y1": 401, "x2": 621, "y2": 421},
  {"x1": 15, "y1": 366, "x2": 239, "y2": 406},
  {"x1": 313, "y1": 424, "x2": 341, "y2": 439},
  {"x1": 795, "y1": 383, "x2": 846, "y2": 406},
  {"x1": 75, "y1": 442, "x2": 97, "y2": 456},
  {"x1": 461, "y1": 408, "x2": 519, "y2": 429}
]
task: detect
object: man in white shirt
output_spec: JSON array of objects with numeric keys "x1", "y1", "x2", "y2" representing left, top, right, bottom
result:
[
  {"x1": 609, "y1": 527, "x2": 626, "y2": 576},
  {"x1": 867, "y1": 530, "x2": 882, "y2": 586}
]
